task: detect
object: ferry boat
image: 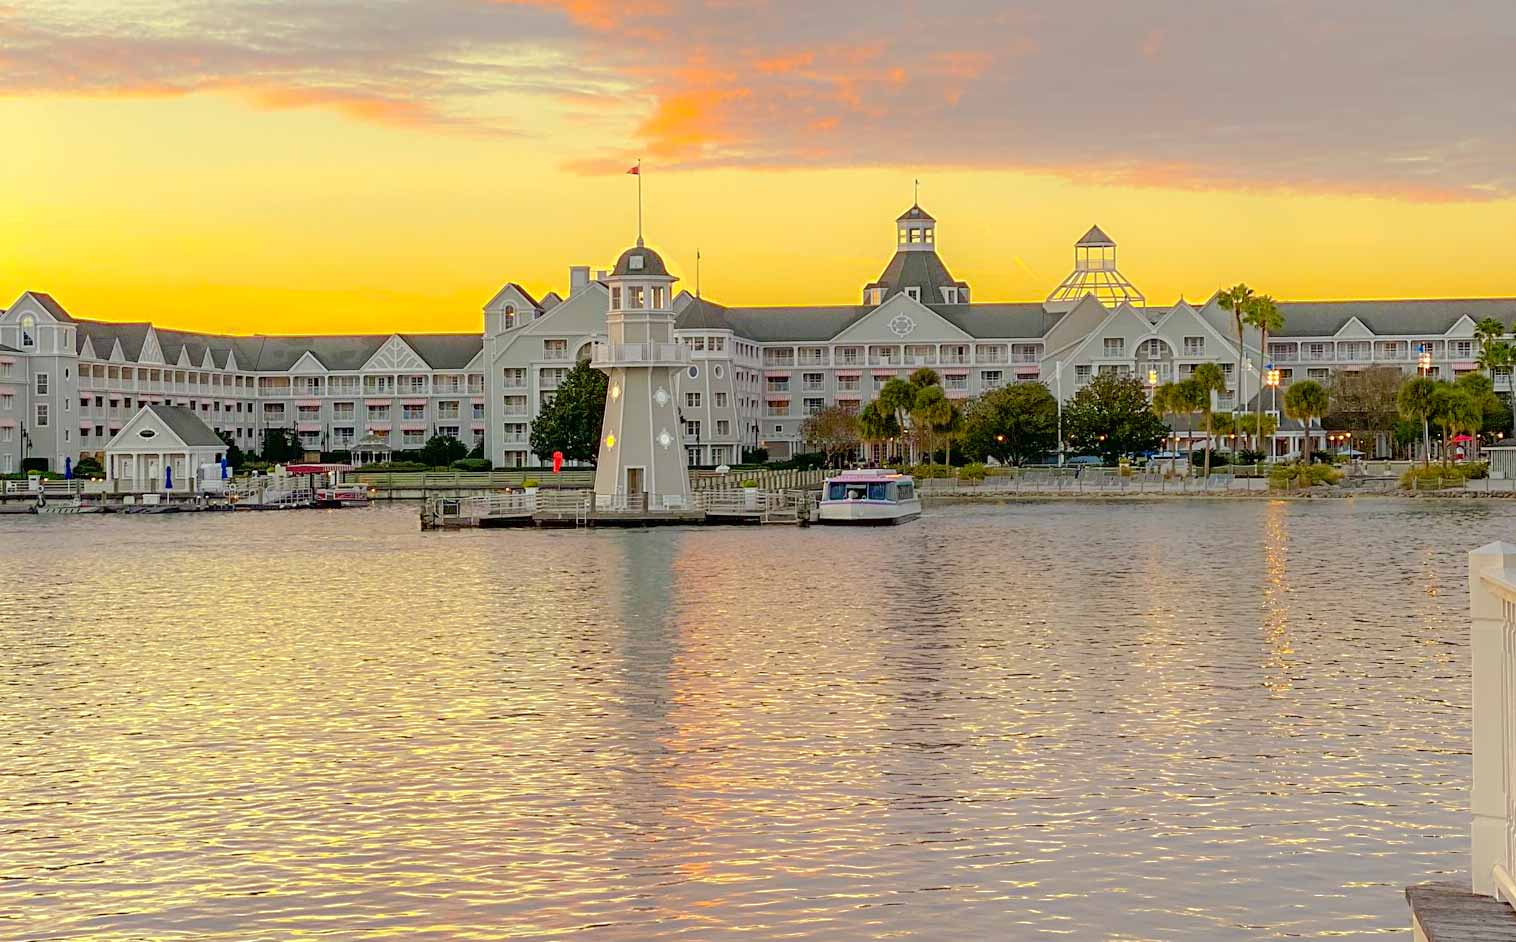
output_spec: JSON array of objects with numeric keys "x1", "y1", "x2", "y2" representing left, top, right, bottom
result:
[
  {"x1": 817, "y1": 469, "x2": 922, "y2": 526},
  {"x1": 285, "y1": 464, "x2": 372, "y2": 508}
]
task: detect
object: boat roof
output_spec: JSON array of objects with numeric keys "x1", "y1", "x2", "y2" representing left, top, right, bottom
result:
[
  {"x1": 827, "y1": 468, "x2": 911, "y2": 482},
  {"x1": 285, "y1": 463, "x2": 353, "y2": 474}
]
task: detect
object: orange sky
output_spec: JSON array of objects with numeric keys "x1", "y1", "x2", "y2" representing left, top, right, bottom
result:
[{"x1": 2, "y1": 1, "x2": 1513, "y2": 336}]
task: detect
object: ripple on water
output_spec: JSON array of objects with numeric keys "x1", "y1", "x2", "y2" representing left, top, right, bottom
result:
[{"x1": 0, "y1": 499, "x2": 1486, "y2": 939}]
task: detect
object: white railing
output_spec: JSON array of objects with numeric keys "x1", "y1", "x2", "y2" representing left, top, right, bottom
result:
[
  {"x1": 591, "y1": 342, "x2": 691, "y2": 367},
  {"x1": 1469, "y1": 542, "x2": 1516, "y2": 902}
]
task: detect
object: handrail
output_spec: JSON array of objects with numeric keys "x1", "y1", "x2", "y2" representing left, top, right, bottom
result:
[{"x1": 1493, "y1": 864, "x2": 1516, "y2": 912}]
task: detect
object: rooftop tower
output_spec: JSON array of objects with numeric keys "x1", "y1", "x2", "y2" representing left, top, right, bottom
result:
[{"x1": 1044, "y1": 225, "x2": 1145, "y2": 313}]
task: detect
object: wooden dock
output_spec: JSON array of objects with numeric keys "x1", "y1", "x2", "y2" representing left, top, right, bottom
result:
[
  {"x1": 420, "y1": 488, "x2": 815, "y2": 530},
  {"x1": 1407, "y1": 884, "x2": 1516, "y2": 941}
]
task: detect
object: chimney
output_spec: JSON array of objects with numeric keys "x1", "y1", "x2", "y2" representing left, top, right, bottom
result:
[
  {"x1": 569, "y1": 266, "x2": 590, "y2": 295},
  {"x1": 595, "y1": 269, "x2": 610, "y2": 282}
]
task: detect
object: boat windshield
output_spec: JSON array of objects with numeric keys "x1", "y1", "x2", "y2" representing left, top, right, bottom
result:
[{"x1": 827, "y1": 481, "x2": 891, "y2": 501}]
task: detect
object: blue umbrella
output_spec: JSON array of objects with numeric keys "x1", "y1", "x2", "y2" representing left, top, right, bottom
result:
[
  {"x1": 220, "y1": 456, "x2": 229, "y2": 480},
  {"x1": 164, "y1": 464, "x2": 173, "y2": 491},
  {"x1": 64, "y1": 456, "x2": 72, "y2": 480}
]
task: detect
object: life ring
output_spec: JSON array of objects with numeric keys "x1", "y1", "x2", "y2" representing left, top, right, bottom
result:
[{"x1": 35, "y1": 494, "x2": 46, "y2": 509}]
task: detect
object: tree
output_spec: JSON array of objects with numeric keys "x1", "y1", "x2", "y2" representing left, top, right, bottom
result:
[
  {"x1": 528, "y1": 359, "x2": 608, "y2": 465},
  {"x1": 1438, "y1": 386, "x2": 1484, "y2": 462},
  {"x1": 959, "y1": 382, "x2": 1059, "y2": 466},
  {"x1": 1474, "y1": 318, "x2": 1516, "y2": 440},
  {"x1": 1217, "y1": 283, "x2": 1255, "y2": 441},
  {"x1": 1397, "y1": 376, "x2": 1440, "y2": 466},
  {"x1": 910, "y1": 384, "x2": 954, "y2": 467},
  {"x1": 217, "y1": 430, "x2": 246, "y2": 470},
  {"x1": 418, "y1": 434, "x2": 468, "y2": 468},
  {"x1": 1283, "y1": 380, "x2": 1329, "y2": 461},
  {"x1": 1191, "y1": 362, "x2": 1227, "y2": 476},
  {"x1": 1243, "y1": 294, "x2": 1284, "y2": 452},
  {"x1": 857, "y1": 401, "x2": 900, "y2": 464},
  {"x1": 259, "y1": 427, "x2": 303, "y2": 464},
  {"x1": 877, "y1": 378, "x2": 918, "y2": 461},
  {"x1": 800, "y1": 405, "x2": 861, "y2": 467},
  {"x1": 909, "y1": 367, "x2": 941, "y2": 389},
  {"x1": 1063, "y1": 372, "x2": 1167, "y2": 464},
  {"x1": 1325, "y1": 366, "x2": 1403, "y2": 444}
]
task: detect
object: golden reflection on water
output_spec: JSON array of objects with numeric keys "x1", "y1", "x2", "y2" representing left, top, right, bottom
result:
[{"x1": 0, "y1": 501, "x2": 1492, "y2": 940}]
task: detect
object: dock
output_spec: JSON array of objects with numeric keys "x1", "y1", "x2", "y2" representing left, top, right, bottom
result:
[{"x1": 420, "y1": 488, "x2": 815, "y2": 530}]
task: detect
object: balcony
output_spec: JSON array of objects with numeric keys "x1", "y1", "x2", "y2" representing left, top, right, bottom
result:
[
  {"x1": 940, "y1": 355, "x2": 969, "y2": 366},
  {"x1": 591, "y1": 342, "x2": 691, "y2": 368}
]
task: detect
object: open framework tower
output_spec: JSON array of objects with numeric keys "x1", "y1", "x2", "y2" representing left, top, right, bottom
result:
[
  {"x1": 591, "y1": 243, "x2": 692, "y2": 511},
  {"x1": 1044, "y1": 225, "x2": 1145, "y2": 313}
]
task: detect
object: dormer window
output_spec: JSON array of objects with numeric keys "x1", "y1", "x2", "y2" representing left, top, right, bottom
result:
[
  {"x1": 924, "y1": 228, "x2": 934, "y2": 243},
  {"x1": 610, "y1": 287, "x2": 621, "y2": 310},
  {"x1": 629, "y1": 255, "x2": 644, "y2": 271},
  {"x1": 502, "y1": 304, "x2": 516, "y2": 329},
  {"x1": 19, "y1": 314, "x2": 35, "y2": 348},
  {"x1": 942, "y1": 287, "x2": 959, "y2": 304},
  {"x1": 628, "y1": 286, "x2": 645, "y2": 308},
  {"x1": 909, "y1": 229, "x2": 922, "y2": 244},
  {"x1": 905, "y1": 287, "x2": 921, "y2": 302},
  {"x1": 898, "y1": 228, "x2": 909, "y2": 244}
]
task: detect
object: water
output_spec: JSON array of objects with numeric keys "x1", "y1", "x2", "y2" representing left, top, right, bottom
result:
[{"x1": 0, "y1": 499, "x2": 1496, "y2": 940}]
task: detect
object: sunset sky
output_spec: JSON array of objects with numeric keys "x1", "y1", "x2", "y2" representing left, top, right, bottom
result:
[{"x1": 3, "y1": 0, "x2": 1514, "y2": 335}]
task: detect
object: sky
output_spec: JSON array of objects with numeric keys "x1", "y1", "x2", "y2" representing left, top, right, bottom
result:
[{"x1": 2, "y1": 0, "x2": 1515, "y2": 335}]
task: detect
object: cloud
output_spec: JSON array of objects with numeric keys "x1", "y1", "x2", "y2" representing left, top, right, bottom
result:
[{"x1": 3, "y1": 0, "x2": 1514, "y2": 200}]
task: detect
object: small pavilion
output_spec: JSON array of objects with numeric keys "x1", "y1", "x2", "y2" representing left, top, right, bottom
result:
[{"x1": 103, "y1": 404, "x2": 225, "y2": 492}]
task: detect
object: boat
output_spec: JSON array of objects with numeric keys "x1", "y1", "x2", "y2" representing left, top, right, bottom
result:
[
  {"x1": 816, "y1": 469, "x2": 922, "y2": 526},
  {"x1": 314, "y1": 483, "x2": 372, "y2": 508},
  {"x1": 283, "y1": 463, "x2": 370, "y2": 508}
]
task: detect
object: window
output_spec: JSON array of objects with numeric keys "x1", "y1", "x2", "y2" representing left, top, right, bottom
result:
[
  {"x1": 627, "y1": 286, "x2": 645, "y2": 308},
  {"x1": 714, "y1": 392, "x2": 728, "y2": 408},
  {"x1": 20, "y1": 315, "x2": 35, "y2": 348},
  {"x1": 685, "y1": 420, "x2": 701, "y2": 439},
  {"x1": 803, "y1": 397, "x2": 825, "y2": 415},
  {"x1": 408, "y1": 375, "x2": 427, "y2": 393},
  {"x1": 0, "y1": 394, "x2": 11, "y2": 411},
  {"x1": 837, "y1": 375, "x2": 860, "y2": 391},
  {"x1": 611, "y1": 287, "x2": 621, "y2": 309},
  {"x1": 981, "y1": 370, "x2": 1003, "y2": 388},
  {"x1": 942, "y1": 287, "x2": 959, "y2": 304},
  {"x1": 439, "y1": 425, "x2": 459, "y2": 439},
  {"x1": 766, "y1": 399, "x2": 790, "y2": 416},
  {"x1": 472, "y1": 403, "x2": 485, "y2": 419},
  {"x1": 766, "y1": 376, "x2": 790, "y2": 393},
  {"x1": 35, "y1": 403, "x2": 48, "y2": 427},
  {"x1": 402, "y1": 405, "x2": 425, "y2": 420},
  {"x1": 1102, "y1": 338, "x2": 1124, "y2": 358},
  {"x1": 544, "y1": 339, "x2": 569, "y2": 361},
  {"x1": 716, "y1": 420, "x2": 730, "y2": 436},
  {"x1": 803, "y1": 372, "x2": 824, "y2": 391},
  {"x1": 36, "y1": 373, "x2": 48, "y2": 395},
  {"x1": 502, "y1": 368, "x2": 526, "y2": 387},
  {"x1": 437, "y1": 401, "x2": 460, "y2": 419},
  {"x1": 1453, "y1": 339, "x2": 1475, "y2": 358},
  {"x1": 367, "y1": 404, "x2": 390, "y2": 419},
  {"x1": 686, "y1": 392, "x2": 702, "y2": 408},
  {"x1": 1075, "y1": 364, "x2": 1093, "y2": 384},
  {"x1": 1183, "y1": 336, "x2": 1206, "y2": 356},
  {"x1": 905, "y1": 286, "x2": 920, "y2": 302}
]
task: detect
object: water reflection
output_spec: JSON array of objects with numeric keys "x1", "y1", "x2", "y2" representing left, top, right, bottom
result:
[{"x1": 0, "y1": 501, "x2": 1485, "y2": 940}]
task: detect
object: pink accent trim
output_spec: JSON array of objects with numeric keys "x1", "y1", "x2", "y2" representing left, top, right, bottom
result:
[
  {"x1": 364, "y1": 398, "x2": 391, "y2": 406},
  {"x1": 0, "y1": 419, "x2": 15, "y2": 428},
  {"x1": 471, "y1": 423, "x2": 485, "y2": 430},
  {"x1": 0, "y1": 356, "x2": 15, "y2": 365},
  {"x1": 296, "y1": 422, "x2": 321, "y2": 432},
  {"x1": 872, "y1": 369, "x2": 900, "y2": 376},
  {"x1": 79, "y1": 421, "x2": 92, "y2": 429},
  {"x1": 1453, "y1": 360, "x2": 1478, "y2": 370},
  {"x1": 401, "y1": 424, "x2": 426, "y2": 432},
  {"x1": 367, "y1": 422, "x2": 391, "y2": 430},
  {"x1": 947, "y1": 390, "x2": 971, "y2": 399},
  {"x1": 945, "y1": 370, "x2": 969, "y2": 376},
  {"x1": 296, "y1": 399, "x2": 321, "y2": 407},
  {"x1": 401, "y1": 398, "x2": 428, "y2": 406},
  {"x1": 765, "y1": 371, "x2": 790, "y2": 378},
  {"x1": 471, "y1": 397, "x2": 485, "y2": 405}
]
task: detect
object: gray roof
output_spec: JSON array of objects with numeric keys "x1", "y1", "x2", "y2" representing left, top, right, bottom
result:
[
  {"x1": 932, "y1": 303, "x2": 1061, "y2": 338},
  {"x1": 720, "y1": 305, "x2": 872, "y2": 342},
  {"x1": 145, "y1": 404, "x2": 225, "y2": 447},
  {"x1": 676, "y1": 297, "x2": 737, "y2": 332},
  {"x1": 75, "y1": 320, "x2": 152, "y2": 360},
  {"x1": 865, "y1": 250, "x2": 969, "y2": 303},
  {"x1": 897, "y1": 204, "x2": 935, "y2": 222},
  {"x1": 612, "y1": 244, "x2": 669, "y2": 277},
  {"x1": 1077, "y1": 225, "x2": 1115, "y2": 247},
  {"x1": 30, "y1": 292, "x2": 75, "y2": 322},
  {"x1": 398, "y1": 334, "x2": 483, "y2": 369},
  {"x1": 1274, "y1": 299, "x2": 1516, "y2": 337}
]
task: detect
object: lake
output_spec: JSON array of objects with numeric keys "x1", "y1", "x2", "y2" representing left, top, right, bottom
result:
[{"x1": 0, "y1": 499, "x2": 1498, "y2": 940}]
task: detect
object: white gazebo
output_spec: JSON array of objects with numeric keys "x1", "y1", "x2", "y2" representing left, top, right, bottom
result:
[{"x1": 104, "y1": 404, "x2": 226, "y2": 493}]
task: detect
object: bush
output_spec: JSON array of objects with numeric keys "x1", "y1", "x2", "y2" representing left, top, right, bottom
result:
[
  {"x1": 1400, "y1": 462, "x2": 1488, "y2": 488},
  {"x1": 1236, "y1": 449, "x2": 1265, "y2": 464},
  {"x1": 741, "y1": 447, "x2": 769, "y2": 464},
  {"x1": 910, "y1": 463, "x2": 950, "y2": 478},
  {"x1": 957, "y1": 462, "x2": 987, "y2": 482},
  {"x1": 1269, "y1": 463, "x2": 1343, "y2": 489},
  {"x1": 739, "y1": 478, "x2": 759, "y2": 488},
  {"x1": 766, "y1": 451, "x2": 826, "y2": 471},
  {"x1": 1190, "y1": 451, "x2": 1231, "y2": 467},
  {"x1": 73, "y1": 456, "x2": 104, "y2": 478},
  {"x1": 522, "y1": 478, "x2": 540, "y2": 488},
  {"x1": 20, "y1": 457, "x2": 49, "y2": 473},
  {"x1": 451, "y1": 458, "x2": 492, "y2": 472},
  {"x1": 356, "y1": 460, "x2": 429, "y2": 472},
  {"x1": 1309, "y1": 450, "x2": 1332, "y2": 465}
]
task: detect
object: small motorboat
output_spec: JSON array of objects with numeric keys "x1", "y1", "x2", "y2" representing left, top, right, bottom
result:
[
  {"x1": 314, "y1": 483, "x2": 372, "y2": 508},
  {"x1": 816, "y1": 469, "x2": 922, "y2": 526}
]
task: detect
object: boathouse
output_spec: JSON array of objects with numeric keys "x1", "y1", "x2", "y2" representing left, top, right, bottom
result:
[{"x1": 103, "y1": 404, "x2": 226, "y2": 493}]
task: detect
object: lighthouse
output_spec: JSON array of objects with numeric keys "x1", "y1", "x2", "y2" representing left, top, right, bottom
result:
[{"x1": 590, "y1": 242, "x2": 693, "y2": 511}]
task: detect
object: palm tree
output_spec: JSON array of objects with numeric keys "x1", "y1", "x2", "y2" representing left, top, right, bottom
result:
[
  {"x1": 1170, "y1": 378, "x2": 1209, "y2": 474},
  {"x1": 911, "y1": 384, "x2": 953, "y2": 469},
  {"x1": 1397, "y1": 376, "x2": 1440, "y2": 466},
  {"x1": 877, "y1": 378, "x2": 917, "y2": 462},
  {"x1": 1474, "y1": 318, "x2": 1516, "y2": 440},
  {"x1": 858, "y1": 401, "x2": 898, "y2": 466},
  {"x1": 1243, "y1": 294, "x2": 1285, "y2": 457},
  {"x1": 1217, "y1": 283, "x2": 1255, "y2": 437},
  {"x1": 1152, "y1": 382, "x2": 1180, "y2": 472},
  {"x1": 1283, "y1": 379, "x2": 1329, "y2": 462},
  {"x1": 1191, "y1": 362, "x2": 1227, "y2": 476},
  {"x1": 1441, "y1": 387, "x2": 1483, "y2": 463}
]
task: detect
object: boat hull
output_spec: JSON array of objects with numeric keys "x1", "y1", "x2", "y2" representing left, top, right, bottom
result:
[{"x1": 816, "y1": 499, "x2": 922, "y2": 526}]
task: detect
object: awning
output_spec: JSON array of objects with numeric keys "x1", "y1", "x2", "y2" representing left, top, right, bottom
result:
[
  {"x1": 296, "y1": 422, "x2": 322, "y2": 433},
  {"x1": 364, "y1": 398, "x2": 392, "y2": 406},
  {"x1": 401, "y1": 424, "x2": 426, "y2": 432},
  {"x1": 367, "y1": 422, "x2": 391, "y2": 430},
  {"x1": 401, "y1": 398, "x2": 428, "y2": 406},
  {"x1": 872, "y1": 369, "x2": 900, "y2": 377},
  {"x1": 296, "y1": 399, "x2": 321, "y2": 407},
  {"x1": 0, "y1": 419, "x2": 15, "y2": 428}
]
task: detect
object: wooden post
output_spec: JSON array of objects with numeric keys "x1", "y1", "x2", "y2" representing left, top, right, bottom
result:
[{"x1": 1470, "y1": 541, "x2": 1516, "y2": 896}]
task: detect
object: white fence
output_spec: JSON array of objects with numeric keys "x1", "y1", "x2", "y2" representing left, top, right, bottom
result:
[{"x1": 1469, "y1": 543, "x2": 1516, "y2": 901}]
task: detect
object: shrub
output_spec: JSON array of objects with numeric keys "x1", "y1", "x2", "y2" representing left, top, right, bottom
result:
[
  {"x1": 1269, "y1": 463, "x2": 1343, "y2": 489},
  {"x1": 910, "y1": 463, "x2": 950, "y2": 478},
  {"x1": 741, "y1": 447, "x2": 769, "y2": 464},
  {"x1": 522, "y1": 477, "x2": 540, "y2": 488},
  {"x1": 73, "y1": 456, "x2": 104, "y2": 478},
  {"x1": 740, "y1": 479, "x2": 759, "y2": 488},
  {"x1": 20, "y1": 457, "x2": 49, "y2": 473},
  {"x1": 958, "y1": 462, "x2": 987, "y2": 482},
  {"x1": 1309, "y1": 450, "x2": 1332, "y2": 465},
  {"x1": 1191, "y1": 451, "x2": 1231, "y2": 467},
  {"x1": 1236, "y1": 449, "x2": 1265, "y2": 464},
  {"x1": 451, "y1": 458, "x2": 492, "y2": 472},
  {"x1": 1400, "y1": 462, "x2": 1488, "y2": 488},
  {"x1": 356, "y1": 460, "x2": 428, "y2": 472},
  {"x1": 1465, "y1": 460, "x2": 1490, "y2": 480}
]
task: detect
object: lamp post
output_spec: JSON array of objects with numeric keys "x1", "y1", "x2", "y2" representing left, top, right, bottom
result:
[
  {"x1": 1264, "y1": 365, "x2": 1280, "y2": 462},
  {"x1": 1054, "y1": 359, "x2": 1065, "y2": 467}
]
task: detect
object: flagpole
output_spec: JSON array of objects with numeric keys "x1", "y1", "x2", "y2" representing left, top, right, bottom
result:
[{"x1": 636, "y1": 158, "x2": 643, "y2": 246}]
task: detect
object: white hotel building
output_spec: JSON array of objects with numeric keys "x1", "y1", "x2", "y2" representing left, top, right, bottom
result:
[{"x1": 2, "y1": 202, "x2": 1513, "y2": 474}]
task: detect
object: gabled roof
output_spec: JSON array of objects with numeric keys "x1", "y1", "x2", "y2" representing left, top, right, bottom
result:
[
  {"x1": 1273, "y1": 299, "x2": 1516, "y2": 337},
  {"x1": 29, "y1": 292, "x2": 75, "y2": 322},
  {"x1": 897, "y1": 204, "x2": 935, "y2": 222},
  {"x1": 398, "y1": 334, "x2": 484, "y2": 370},
  {"x1": 144, "y1": 404, "x2": 225, "y2": 447},
  {"x1": 1076, "y1": 225, "x2": 1115, "y2": 247},
  {"x1": 932, "y1": 303, "x2": 1059, "y2": 339},
  {"x1": 676, "y1": 297, "x2": 737, "y2": 332},
  {"x1": 75, "y1": 320, "x2": 153, "y2": 360}
]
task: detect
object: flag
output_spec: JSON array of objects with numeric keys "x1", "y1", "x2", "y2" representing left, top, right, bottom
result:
[{"x1": 626, "y1": 164, "x2": 639, "y2": 175}]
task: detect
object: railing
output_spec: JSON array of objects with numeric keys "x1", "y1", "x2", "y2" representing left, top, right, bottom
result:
[
  {"x1": 591, "y1": 342, "x2": 691, "y2": 367},
  {"x1": 689, "y1": 468, "x2": 826, "y2": 492},
  {"x1": 355, "y1": 469, "x2": 597, "y2": 489},
  {"x1": 1469, "y1": 542, "x2": 1516, "y2": 901}
]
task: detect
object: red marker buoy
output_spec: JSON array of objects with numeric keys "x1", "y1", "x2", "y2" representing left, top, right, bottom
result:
[{"x1": 552, "y1": 451, "x2": 564, "y2": 474}]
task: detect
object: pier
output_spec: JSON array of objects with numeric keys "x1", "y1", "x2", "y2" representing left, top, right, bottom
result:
[{"x1": 420, "y1": 487, "x2": 816, "y2": 529}]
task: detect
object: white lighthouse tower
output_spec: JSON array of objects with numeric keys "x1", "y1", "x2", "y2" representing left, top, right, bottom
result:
[{"x1": 590, "y1": 242, "x2": 692, "y2": 511}]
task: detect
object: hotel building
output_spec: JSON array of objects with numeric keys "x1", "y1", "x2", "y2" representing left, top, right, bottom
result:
[{"x1": 2, "y1": 203, "x2": 1513, "y2": 474}]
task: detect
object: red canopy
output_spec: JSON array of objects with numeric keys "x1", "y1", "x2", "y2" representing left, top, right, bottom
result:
[{"x1": 1450, "y1": 434, "x2": 1475, "y2": 443}]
